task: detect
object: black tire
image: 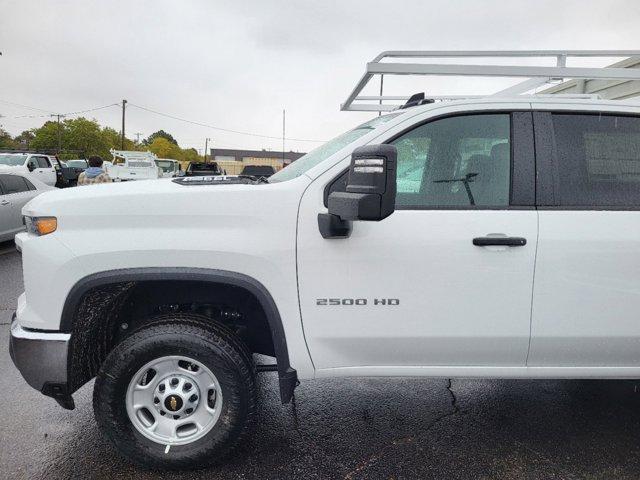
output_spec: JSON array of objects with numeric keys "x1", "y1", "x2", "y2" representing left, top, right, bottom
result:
[{"x1": 93, "y1": 314, "x2": 256, "y2": 470}]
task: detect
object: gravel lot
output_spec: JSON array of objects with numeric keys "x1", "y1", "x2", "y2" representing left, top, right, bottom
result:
[{"x1": 3, "y1": 241, "x2": 640, "y2": 479}]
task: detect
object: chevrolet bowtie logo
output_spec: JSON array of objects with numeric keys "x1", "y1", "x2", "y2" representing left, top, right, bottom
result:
[{"x1": 169, "y1": 396, "x2": 178, "y2": 411}]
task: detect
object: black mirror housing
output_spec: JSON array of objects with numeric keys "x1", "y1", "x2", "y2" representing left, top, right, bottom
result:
[{"x1": 328, "y1": 144, "x2": 397, "y2": 221}]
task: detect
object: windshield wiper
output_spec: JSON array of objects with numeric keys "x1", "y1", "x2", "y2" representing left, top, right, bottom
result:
[{"x1": 434, "y1": 172, "x2": 478, "y2": 206}]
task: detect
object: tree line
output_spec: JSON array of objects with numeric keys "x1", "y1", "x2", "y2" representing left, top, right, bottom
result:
[{"x1": 0, "y1": 118, "x2": 203, "y2": 163}]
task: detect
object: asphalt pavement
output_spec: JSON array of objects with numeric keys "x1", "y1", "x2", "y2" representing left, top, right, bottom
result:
[{"x1": 2, "y1": 242, "x2": 640, "y2": 479}]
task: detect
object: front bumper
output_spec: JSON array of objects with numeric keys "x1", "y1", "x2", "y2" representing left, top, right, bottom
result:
[
  {"x1": 9, "y1": 312, "x2": 74, "y2": 409},
  {"x1": 14, "y1": 232, "x2": 26, "y2": 253}
]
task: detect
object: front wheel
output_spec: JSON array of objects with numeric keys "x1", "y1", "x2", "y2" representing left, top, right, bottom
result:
[{"x1": 93, "y1": 316, "x2": 256, "y2": 470}]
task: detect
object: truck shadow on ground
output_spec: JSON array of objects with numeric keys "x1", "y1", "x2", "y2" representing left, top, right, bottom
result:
[{"x1": 21, "y1": 375, "x2": 640, "y2": 480}]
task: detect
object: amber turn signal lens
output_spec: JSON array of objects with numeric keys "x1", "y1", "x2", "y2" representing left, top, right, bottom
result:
[{"x1": 35, "y1": 217, "x2": 57, "y2": 236}]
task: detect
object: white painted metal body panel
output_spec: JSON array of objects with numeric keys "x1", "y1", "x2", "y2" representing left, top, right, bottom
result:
[
  {"x1": 17, "y1": 176, "x2": 315, "y2": 379},
  {"x1": 34, "y1": 156, "x2": 57, "y2": 186},
  {"x1": 298, "y1": 101, "x2": 537, "y2": 370},
  {"x1": 297, "y1": 208, "x2": 538, "y2": 369},
  {"x1": 530, "y1": 211, "x2": 640, "y2": 366}
]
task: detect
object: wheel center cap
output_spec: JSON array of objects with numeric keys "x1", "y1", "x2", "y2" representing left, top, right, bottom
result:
[
  {"x1": 152, "y1": 373, "x2": 200, "y2": 419},
  {"x1": 165, "y1": 394, "x2": 183, "y2": 412}
]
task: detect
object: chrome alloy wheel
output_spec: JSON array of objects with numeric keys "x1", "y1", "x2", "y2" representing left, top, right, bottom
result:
[{"x1": 125, "y1": 355, "x2": 223, "y2": 446}]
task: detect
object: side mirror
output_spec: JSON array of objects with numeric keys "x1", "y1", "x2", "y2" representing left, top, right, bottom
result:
[{"x1": 319, "y1": 144, "x2": 397, "y2": 239}]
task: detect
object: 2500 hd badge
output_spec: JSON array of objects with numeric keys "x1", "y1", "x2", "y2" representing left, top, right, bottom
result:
[{"x1": 316, "y1": 298, "x2": 400, "y2": 306}]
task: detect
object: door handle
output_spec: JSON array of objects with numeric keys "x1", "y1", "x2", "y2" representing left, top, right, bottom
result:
[{"x1": 473, "y1": 236, "x2": 526, "y2": 247}]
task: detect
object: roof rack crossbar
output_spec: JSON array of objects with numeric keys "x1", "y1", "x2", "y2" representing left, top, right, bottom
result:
[{"x1": 341, "y1": 50, "x2": 640, "y2": 112}]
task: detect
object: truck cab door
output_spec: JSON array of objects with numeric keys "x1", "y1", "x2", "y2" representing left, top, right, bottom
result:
[
  {"x1": 530, "y1": 109, "x2": 640, "y2": 368},
  {"x1": 33, "y1": 156, "x2": 56, "y2": 186},
  {"x1": 297, "y1": 110, "x2": 538, "y2": 373}
]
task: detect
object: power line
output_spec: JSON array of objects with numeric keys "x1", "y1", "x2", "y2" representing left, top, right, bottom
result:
[
  {"x1": 128, "y1": 103, "x2": 326, "y2": 143},
  {"x1": 5, "y1": 102, "x2": 120, "y2": 119},
  {"x1": 1, "y1": 98, "x2": 327, "y2": 144},
  {"x1": 62, "y1": 103, "x2": 120, "y2": 116},
  {"x1": 0, "y1": 99, "x2": 56, "y2": 114}
]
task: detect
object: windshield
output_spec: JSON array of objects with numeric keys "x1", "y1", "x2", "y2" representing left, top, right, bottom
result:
[
  {"x1": 0, "y1": 154, "x2": 27, "y2": 167},
  {"x1": 156, "y1": 160, "x2": 176, "y2": 172},
  {"x1": 269, "y1": 113, "x2": 402, "y2": 183},
  {"x1": 66, "y1": 160, "x2": 87, "y2": 168}
]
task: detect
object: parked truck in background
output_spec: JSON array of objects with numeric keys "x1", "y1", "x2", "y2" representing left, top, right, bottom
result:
[
  {"x1": 0, "y1": 153, "x2": 58, "y2": 187},
  {"x1": 156, "y1": 158, "x2": 181, "y2": 178},
  {"x1": 106, "y1": 150, "x2": 161, "y2": 182},
  {"x1": 184, "y1": 161, "x2": 224, "y2": 176}
]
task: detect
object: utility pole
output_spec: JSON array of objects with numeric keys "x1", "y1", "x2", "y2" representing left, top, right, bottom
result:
[
  {"x1": 282, "y1": 109, "x2": 285, "y2": 165},
  {"x1": 378, "y1": 74, "x2": 384, "y2": 117},
  {"x1": 51, "y1": 114, "x2": 65, "y2": 155},
  {"x1": 203, "y1": 137, "x2": 210, "y2": 163},
  {"x1": 121, "y1": 99, "x2": 127, "y2": 149}
]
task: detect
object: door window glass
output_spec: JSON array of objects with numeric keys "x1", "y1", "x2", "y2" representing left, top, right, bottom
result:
[
  {"x1": 37, "y1": 156, "x2": 51, "y2": 168},
  {"x1": 391, "y1": 114, "x2": 511, "y2": 207},
  {"x1": 0, "y1": 174, "x2": 30, "y2": 194},
  {"x1": 552, "y1": 114, "x2": 640, "y2": 206},
  {"x1": 27, "y1": 158, "x2": 39, "y2": 171}
]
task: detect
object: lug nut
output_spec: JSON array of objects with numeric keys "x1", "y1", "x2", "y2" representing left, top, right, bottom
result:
[
  {"x1": 185, "y1": 408, "x2": 193, "y2": 414},
  {"x1": 184, "y1": 382, "x2": 192, "y2": 391},
  {"x1": 153, "y1": 397, "x2": 160, "y2": 404},
  {"x1": 189, "y1": 394, "x2": 198, "y2": 403},
  {"x1": 170, "y1": 378, "x2": 179, "y2": 387},
  {"x1": 158, "y1": 384, "x2": 165, "y2": 392},
  {"x1": 160, "y1": 411, "x2": 166, "y2": 416}
]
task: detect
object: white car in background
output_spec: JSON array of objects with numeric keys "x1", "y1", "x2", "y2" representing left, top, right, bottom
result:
[
  {"x1": 106, "y1": 150, "x2": 161, "y2": 182},
  {"x1": 155, "y1": 158, "x2": 181, "y2": 178},
  {"x1": 0, "y1": 153, "x2": 58, "y2": 187},
  {"x1": 0, "y1": 169, "x2": 53, "y2": 242}
]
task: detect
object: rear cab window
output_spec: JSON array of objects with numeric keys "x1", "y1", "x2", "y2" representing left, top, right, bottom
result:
[{"x1": 537, "y1": 112, "x2": 640, "y2": 208}]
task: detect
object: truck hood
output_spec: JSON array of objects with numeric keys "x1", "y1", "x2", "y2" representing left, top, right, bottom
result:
[
  {"x1": 23, "y1": 175, "x2": 311, "y2": 221},
  {"x1": 0, "y1": 164, "x2": 27, "y2": 172}
]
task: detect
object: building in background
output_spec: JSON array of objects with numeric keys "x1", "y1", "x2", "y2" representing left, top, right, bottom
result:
[{"x1": 210, "y1": 148, "x2": 306, "y2": 175}]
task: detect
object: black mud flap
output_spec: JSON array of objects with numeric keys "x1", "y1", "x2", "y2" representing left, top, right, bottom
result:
[
  {"x1": 278, "y1": 368, "x2": 298, "y2": 404},
  {"x1": 42, "y1": 382, "x2": 76, "y2": 410}
]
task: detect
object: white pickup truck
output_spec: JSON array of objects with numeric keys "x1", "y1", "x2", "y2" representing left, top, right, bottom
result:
[
  {"x1": 10, "y1": 50, "x2": 640, "y2": 470},
  {"x1": 155, "y1": 158, "x2": 181, "y2": 178},
  {"x1": 0, "y1": 153, "x2": 58, "y2": 187},
  {"x1": 106, "y1": 149, "x2": 161, "y2": 182}
]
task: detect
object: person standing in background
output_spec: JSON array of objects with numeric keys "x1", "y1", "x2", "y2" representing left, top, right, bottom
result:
[{"x1": 78, "y1": 156, "x2": 112, "y2": 185}]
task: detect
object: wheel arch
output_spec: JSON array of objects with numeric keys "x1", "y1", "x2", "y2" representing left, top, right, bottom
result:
[{"x1": 61, "y1": 267, "x2": 297, "y2": 403}]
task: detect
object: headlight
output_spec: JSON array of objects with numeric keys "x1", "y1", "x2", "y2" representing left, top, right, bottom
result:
[{"x1": 24, "y1": 216, "x2": 57, "y2": 236}]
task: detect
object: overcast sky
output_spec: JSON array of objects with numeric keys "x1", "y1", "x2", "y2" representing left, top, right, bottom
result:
[{"x1": 1, "y1": 0, "x2": 640, "y2": 154}]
